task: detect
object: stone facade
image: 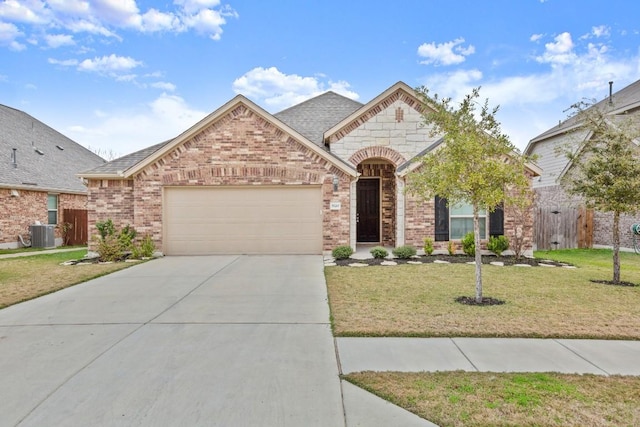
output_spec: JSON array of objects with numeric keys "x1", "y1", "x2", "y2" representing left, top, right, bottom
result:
[
  {"x1": 0, "y1": 188, "x2": 88, "y2": 248},
  {"x1": 330, "y1": 96, "x2": 440, "y2": 162}
]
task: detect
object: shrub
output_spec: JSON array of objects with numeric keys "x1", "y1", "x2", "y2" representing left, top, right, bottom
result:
[
  {"x1": 370, "y1": 246, "x2": 388, "y2": 259},
  {"x1": 461, "y1": 232, "x2": 475, "y2": 257},
  {"x1": 447, "y1": 240, "x2": 455, "y2": 256},
  {"x1": 95, "y1": 219, "x2": 115, "y2": 240},
  {"x1": 332, "y1": 245, "x2": 354, "y2": 260},
  {"x1": 117, "y1": 225, "x2": 137, "y2": 252},
  {"x1": 423, "y1": 237, "x2": 434, "y2": 256},
  {"x1": 96, "y1": 234, "x2": 124, "y2": 262},
  {"x1": 138, "y1": 234, "x2": 156, "y2": 258},
  {"x1": 487, "y1": 235, "x2": 509, "y2": 256},
  {"x1": 392, "y1": 245, "x2": 417, "y2": 259}
]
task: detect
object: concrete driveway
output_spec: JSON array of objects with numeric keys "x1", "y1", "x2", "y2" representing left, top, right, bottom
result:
[{"x1": 0, "y1": 255, "x2": 345, "y2": 426}]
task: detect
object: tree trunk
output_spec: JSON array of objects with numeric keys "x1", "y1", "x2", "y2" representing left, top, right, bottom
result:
[
  {"x1": 474, "y1": 205, "x2": 483, "y2": 303},
  {"x1": 613, "y1": 210, "x2": 621, "y2": 284}
]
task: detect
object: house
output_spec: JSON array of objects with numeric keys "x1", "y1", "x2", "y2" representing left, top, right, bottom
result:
[
  {"x1": 525, "y1": 79, "x2": 640, "y2": 250},
  {"x1": 0, "y1": 104, "x2": 105, "y2": 249},
  {"x1": 79, "y1": 82, "x2": 539, "y2": 255}
]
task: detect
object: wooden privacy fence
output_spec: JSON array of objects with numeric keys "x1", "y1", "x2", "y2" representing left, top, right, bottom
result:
[
  {"x1": 534, "y1": 206, "x2": 593, "y2": 250},
  {"x1": 62, "y1": 209, "x2": 88, "y2": 246}
]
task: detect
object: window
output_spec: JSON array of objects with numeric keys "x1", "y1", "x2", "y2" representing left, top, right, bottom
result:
[
  {"x1": 434, "y1": 196, "x2": 503, "y2": 241},
  {"x1": 450, "y1": 203, "x2": 486, "y2": 239},
  {"x1": 48, "y1": 194, "x2": 58, "y2": 225}
]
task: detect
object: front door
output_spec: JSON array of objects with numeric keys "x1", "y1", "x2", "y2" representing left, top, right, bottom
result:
[{"x1": 357, "y1": 178, "x2": 380, "y2": 242}]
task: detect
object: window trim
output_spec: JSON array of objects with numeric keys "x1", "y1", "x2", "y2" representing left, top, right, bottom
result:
[{"x1": 47, "y1": 193, "x2": 59, "y2": 225}]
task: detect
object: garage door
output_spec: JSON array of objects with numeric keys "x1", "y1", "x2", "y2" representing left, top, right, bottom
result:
[{"x1": 164, "y1": 186, "x2": 323, "y2": 255}]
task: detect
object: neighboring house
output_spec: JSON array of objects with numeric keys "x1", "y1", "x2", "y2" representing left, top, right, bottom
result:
[
  {"x1": 0, "y1": 104, "x2": 105, "y2": 249},
  {"x1": 79, "y1": 82, "x2": 539, "y2": 255},
  {"x1": 525, "y1": 79, "x2": 640, "y2": 250}
]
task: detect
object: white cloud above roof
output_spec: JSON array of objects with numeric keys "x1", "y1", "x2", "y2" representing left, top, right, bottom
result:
[
  {"x1": 44, "y1": 33, "x2": 74, "y2": 48},
  {"x1": 0, "y1": 0, "x2": 238, "y2": 49},
  {"x1": 78, "y1": 54, "x2": 142, "y2": 73},
  {"x1": 417, "y1": 38, "x2": 475, "y2": 66},
  {"x1": 232, "y1": 67, "x2": 359, "y2": 111}
]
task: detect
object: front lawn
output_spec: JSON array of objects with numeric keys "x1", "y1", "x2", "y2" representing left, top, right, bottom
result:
[
  {"x1": 344, "y1": 371, "x2": 640, "y2": 427},
  {"x1": 325, "y1": 249, "x2": 640, "y2": 339},
  {"x1": 0, "y1": 250, "x2": 138, "y2": 309}
]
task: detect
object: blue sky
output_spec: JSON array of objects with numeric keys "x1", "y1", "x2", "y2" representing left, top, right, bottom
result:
[{"x1": 2, "y1": 0, "x2": 640, "y2": 158}]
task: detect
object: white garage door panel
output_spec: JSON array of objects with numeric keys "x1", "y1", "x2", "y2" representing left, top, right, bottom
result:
[{"x1": 164, "y1": 187, "x2": 322, "y2": 255}]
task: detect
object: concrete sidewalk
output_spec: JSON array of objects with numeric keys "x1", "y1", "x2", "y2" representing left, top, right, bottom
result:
[
  {"x1": 0, "y1": 246, "x2": 86, "y2": 259},
  {"x1": 336, "y1": 337, "x2": 640, "y2": 376}
]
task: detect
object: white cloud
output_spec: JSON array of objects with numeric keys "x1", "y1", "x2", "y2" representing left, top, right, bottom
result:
[
  {"x1": 48, "y1": 57, "x2": 79, "y2": 66},
  {"x1": 536, "y1": 32, "x2": 575, "y2": 64},
  {"x1": 78, "y1": 54, "x2": 142, "y2": 73},
  {"x1": 150, "y1": 81, "x2": 177, "y2": 91},
  {"x1": 44, "y1": 33, "x2": 74, "y2": 48},
  {"x1": 419, "y1": 31, "x2": 640, "y2": 150},
  {"x1": 0, "y1": 21, "x2": 25, "y2": 50},
  {"x1": 417, "y1": 38, "x2": 475, "y2": 66},
  {"x1": 0, "y1": 0, "x2": 50, "y2": 24},
  {"x1": 66, "y1": 93, "x2": 208, "y2": 156},
  {"x1": 232, "y1": 67, "x2": 359, "y2": 111},
  {"x1": 0, "y1": 0, "x2": 238, "y2": 51},
  {"x1": 530, "y1": 33, "x2": 544, "y2": 42}
]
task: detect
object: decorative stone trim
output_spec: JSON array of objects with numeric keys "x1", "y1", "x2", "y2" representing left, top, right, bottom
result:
[{"x1": 349, "y1": 146, "x2": 406, "y2": 167}]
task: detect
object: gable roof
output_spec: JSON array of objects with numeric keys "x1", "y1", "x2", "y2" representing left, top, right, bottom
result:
[
  {"x1": 0, "y1": 104, "x2": 105, "y2": 194},
  {"x1": 324, "y1": 81, "x2": 427, "y2": 143},
  {"x1": 80, "y1": 95, "x2": 358, "y2": 179},
  {"x1": 525, "y1": 79, "x2": 640, "y2": 153},
  {"x1": 274, "y1": 91, "x2": 363, "y2": 146}
]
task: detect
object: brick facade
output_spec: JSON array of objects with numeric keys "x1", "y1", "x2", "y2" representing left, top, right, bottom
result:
[
  {"x1": 88, "y1": 104, "x2": 351, "y2": 252},
  {"x1": 0, "y1": 188, "x2": 88, "y2": 248},
  {"x1": 85, "y1": 84, "x2": 536, "y2": 255}
]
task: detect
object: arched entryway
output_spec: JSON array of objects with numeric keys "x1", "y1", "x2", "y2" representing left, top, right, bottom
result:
[{"x1": 356, "y1": 159, "x2": 397, "y2": 246}]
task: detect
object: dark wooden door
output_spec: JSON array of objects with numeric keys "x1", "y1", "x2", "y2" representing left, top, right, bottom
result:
[{"x1": 357, "y1": 179, "x2": 380, "y2": 242}]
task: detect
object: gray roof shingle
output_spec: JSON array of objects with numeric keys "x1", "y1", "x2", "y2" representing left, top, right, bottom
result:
[
  {"x1": 274, "y1": 91, "x2": 363, "y2": 146},
  {"x1": 529, "y1": 79, "x2": 640, "y2": 145},
  {"x1": 81, "y1": 140, "x2": 173, "y2": 175},
  {"x1": 0, "y1": 104, "x2": 105, "y2": 193},
  {"x1": 83, "y1": 91, "x2": 364, "y2": 176}
]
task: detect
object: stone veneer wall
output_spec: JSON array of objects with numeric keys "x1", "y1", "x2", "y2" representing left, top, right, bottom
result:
[
  {"x1": 88, "y1": 104, "x2": 352, "y2": 252},
  {"x1": 536, "y1": 185, "x2": 640, "y2": 249},
  {"x1": 358, "y1": 162, "x2": 396, "y2": 246},
  {"x1": 329, "y1": 95, "x2": 440, "y2": 163}
]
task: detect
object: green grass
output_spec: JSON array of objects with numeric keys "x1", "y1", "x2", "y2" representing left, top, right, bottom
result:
[
  {"x1": 325, "y1": 249, "x2": 640, "y2": 339},
  {"x1": 536, "y1": 248, "x2": 639, "y2": 270},
  {"x1": 344, "y1": 371, "x2": 640, "y2": 427},
  {"x1": 0, "y1": 245, "x2": 85, "y2": 255},
  {"x1": 0, "y1": 250, "x2": 140, "y2": 309}
]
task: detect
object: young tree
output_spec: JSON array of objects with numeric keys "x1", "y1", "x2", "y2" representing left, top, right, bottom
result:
[
  {"x1": 561, "y1": 100, "x2": 640, "y2": 284},
  {"x1": 407, "y1": 87, "x2": 534, "y2": 303}
]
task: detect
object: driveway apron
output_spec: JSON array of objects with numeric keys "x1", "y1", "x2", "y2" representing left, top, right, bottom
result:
[{"x1": 0, "y1": 255, "x2": 345, "y2": 427}]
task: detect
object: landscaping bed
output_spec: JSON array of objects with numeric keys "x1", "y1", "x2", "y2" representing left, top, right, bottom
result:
[{"x1": 331, "y1": 254, "x2": 571, "y2": 267}]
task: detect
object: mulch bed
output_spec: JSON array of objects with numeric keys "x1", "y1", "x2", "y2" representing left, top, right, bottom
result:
[
  {"x1": 455, "y1": 296, "x2": 506, "y2": 306},
  {"x1": 590, "y1": 279, "x2": 638, "y2": 287},
  {"x1": 331, "y1": 254, "x2": 572, "y2": 267}
]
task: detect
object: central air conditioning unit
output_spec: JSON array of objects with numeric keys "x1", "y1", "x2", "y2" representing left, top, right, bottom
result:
[{"x1": 30, "y1": 224, "x2": 56, "y2": 248}]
